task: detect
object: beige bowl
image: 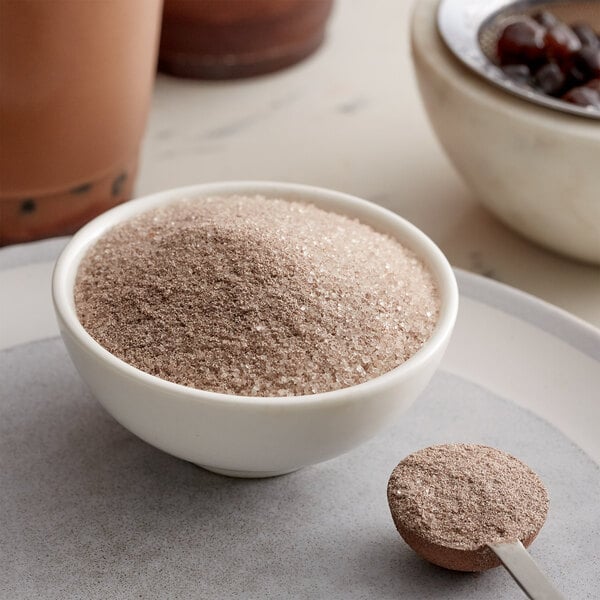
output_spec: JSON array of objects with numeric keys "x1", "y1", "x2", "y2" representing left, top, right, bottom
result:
[{"x1": 411, "y1": 0, "x2": 600, "y2": 264}]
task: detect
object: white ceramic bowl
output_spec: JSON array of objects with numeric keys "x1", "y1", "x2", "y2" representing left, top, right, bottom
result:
[
  {"x1": 52, "y1": 181, "x2": 458, "y2": 478},
  {"x1": 412, "y1": 0, "x2": 600, "y2": 264}
]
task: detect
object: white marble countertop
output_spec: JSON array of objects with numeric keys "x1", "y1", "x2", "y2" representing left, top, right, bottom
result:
[{"x1": 133, "y1": 1, "x2": 599, "y2": 327}]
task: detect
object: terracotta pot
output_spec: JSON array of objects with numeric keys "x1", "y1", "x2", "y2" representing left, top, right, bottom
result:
[
  {"x1": 159, "y1": 0, "x2": 334, "y2": 79},
  {"x1": 0, "y1": 0, "x2": 162, "y2": 245}
]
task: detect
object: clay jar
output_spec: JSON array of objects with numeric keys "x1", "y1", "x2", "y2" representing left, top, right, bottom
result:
[
  {"x1": 0, "y1": 0, "x2": 162, "y2": 245},
  {"x1": 159, "y1": 0, "x2": 334, "y2": 79}
]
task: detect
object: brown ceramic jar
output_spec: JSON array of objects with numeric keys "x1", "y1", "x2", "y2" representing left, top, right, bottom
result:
[{"x1": 159, "y1": 0, "x2": 334, "y2": 79}]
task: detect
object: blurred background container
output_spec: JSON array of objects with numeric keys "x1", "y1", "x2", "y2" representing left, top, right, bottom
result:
[
  {"x1": 0, "y1": 0, "x2": 162, "y2": 245},
  {"x1": 0, "y1": 0, "x2": 334, "y2": 245},
  {"x1": 411, "y1": 0, "x2": 600, "y2": 265},
  {"x1": 159, "y1": 0, "x2": 334, "y2": 79}
]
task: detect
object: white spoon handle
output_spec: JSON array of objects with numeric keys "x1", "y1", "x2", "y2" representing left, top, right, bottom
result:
[{"x1": 488, "y1": 541, "x2": 564, "y2": 600}]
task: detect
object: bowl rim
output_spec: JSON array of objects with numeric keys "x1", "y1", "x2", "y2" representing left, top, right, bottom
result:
[{"x1": 52, "y1": 180, "x2": 459, "y2": 408}]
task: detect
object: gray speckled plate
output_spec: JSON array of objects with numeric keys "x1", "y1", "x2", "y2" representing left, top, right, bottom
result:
[{"x1": 1, "y1": 239, "x2": 599, "y2": 599}]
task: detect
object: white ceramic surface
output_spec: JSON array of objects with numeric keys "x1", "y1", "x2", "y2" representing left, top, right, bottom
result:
[
  {"x1": 52, "y1": 181, "x2": 459, "y2": 477},
  {"x1": 411, "y1": 0, "x2": 600, "y2": 264}
]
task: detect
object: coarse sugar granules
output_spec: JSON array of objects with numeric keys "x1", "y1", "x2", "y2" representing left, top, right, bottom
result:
[{"x1": 74, "y1": 195, "x2": 440, "y2": 396}]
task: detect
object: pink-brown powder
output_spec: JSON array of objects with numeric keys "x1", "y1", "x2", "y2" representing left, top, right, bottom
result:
[
  {"x1": 74, "y1": 195, "x2": 440, "y2": 396},
  {"x1": 387, "y1": 444, "x2": 549, "y2": 552}
]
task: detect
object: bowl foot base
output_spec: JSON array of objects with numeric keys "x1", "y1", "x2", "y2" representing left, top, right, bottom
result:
[{"x1": 195, "y1": 464, "x2": 300, "y2": 478}]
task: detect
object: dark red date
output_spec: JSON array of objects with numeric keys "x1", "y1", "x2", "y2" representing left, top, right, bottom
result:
[
  {"x1": 562, "y1": 86, "x2": 600, "y2": 108},
  {"x1": 572, "y1": 24, "x2": 600, "y2": 49},
  {"x1": 497, "y1": 18, "x2": 547, "y2": 65},
  {"x1": 497, "y1": 12, "x2": 600, "y2": 109},
  {"x1": 535, "y1": 62, "x2": 566, "y2": 95},
  {"x1": 545, "y1": 24, "x2": 581, "y2": 61}
]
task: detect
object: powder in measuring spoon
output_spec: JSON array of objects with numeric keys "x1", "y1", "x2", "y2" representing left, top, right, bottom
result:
[
  {"x1": 387, "y1": 444, "x2": 549, "y2": 571},
  {"x1": 75, "y1": 195, "x2": 440, "y2": 396}
]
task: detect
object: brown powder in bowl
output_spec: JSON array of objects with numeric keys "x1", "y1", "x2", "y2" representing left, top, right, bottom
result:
[
  {"x1": 387, "y1": 444, "x2": 549, "y2": 572},
  {"x1": 74, "y1": 195, "x2": 440, "y2": 397}
]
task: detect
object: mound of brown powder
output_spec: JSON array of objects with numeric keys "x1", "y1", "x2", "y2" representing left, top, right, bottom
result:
[
  {"x1": 75, "y1": 195, "x2": 440, "y2": 396},
  {"x1": 387, "y1": 444, "x2": 549, "y2": 571}
]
